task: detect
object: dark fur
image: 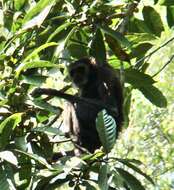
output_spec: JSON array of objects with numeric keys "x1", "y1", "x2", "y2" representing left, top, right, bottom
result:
[{"x1": 64, "y1": 58, "x2": 124, "y2": 153}]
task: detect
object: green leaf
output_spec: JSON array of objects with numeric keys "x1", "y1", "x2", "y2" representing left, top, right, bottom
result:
[
  {"x1": 16, "y1": 60, "x2": 57, "y2": 77},
  {"x1": 0, "y1": 166, "x2": 11, "y2": 190},
  {"x1": 15, "y1": 149, "x2": 53, "y2": 169},
  {"x1": 33, "y1": 99, "x2": 62, "y2": 114},
  {"x1": 47, "y1": 22, "x2": 72, "y2": 42},
  {"x1": 0, "y1": 151, "x2": 18, "y2": 166},
  {"x1": 22, "y1": 75, "x2": 48, "y2": 85},
  {"x1": 23, "y1": 0, "x2": 55, "y2": 23},
  {"x1": 106, "y1": 35, "x2": 130, "y2": 62},
  {"x1": 23, "y1": 4, "x2": 53, "y2": 30},
  {"x1": 90, "y1": 28, "x2": 106, "y2": 65},
  {"x1": 98, "y1": 164, "x2": 108, "y2": 190},
  {"x1": 116, "y1": 168, "x2": 146, "y2": 190},
  {"x1": 68, "y1": 43, "x2": 88, "y2": 59},
  {"x1": 143, "y1": 6, "x2": 164, "y2": 36},
  {"x1": 96, "y1": 109, "x2": 116, "y2": 153},
  {"x1": 126, "y1": 33, "x2": 156, "y2": 46},
  {"x1": 23, "y1": 42, "x2": 58, "y2": 62},
  {"x1": 33, "y1": 126, "x2": 63, "y2": 136},
  {"x1": 0, "y1": 113, "x2": 23, "y2": 150},
  {"x1": 101, "y1": 25, "x2": 131, "y2": 49},
  {"x1": 14, "y1": 0, "x2": 26, "y2": 10},
  {"x1": 117, "y1": 159, "x2": 154, "y2": 185},
  {"x1": 124, "y1": 69, "x2": 155, "y2": 87},
  {"x1": 138, "y1": 85, "x2": 167, "y2": 108},
  {"x1": 167, "y1": 6, "x2": 174, "y2": 27},
  {"x1": 159, "y1": 0, "x2": 174, "y2": 5}
]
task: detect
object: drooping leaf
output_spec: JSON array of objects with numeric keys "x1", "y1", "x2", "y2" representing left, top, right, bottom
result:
[
  {"x1": 68, "y1": 43, "x2": 88, "y2": 59},
  {"x1": 143, "y1": 6, "x2": 164, "y2": 36},
  {"x1": 100, "y1": 25, "x2": 131, "y2": 48},
  {"x1": 124, "y1": 69, "x2": 155, "y2": 87},
  {"x1": 138, "y1": 85, "x2": 167, "y2": 108},
  {"x1": 98, "y1": 164, "x2": 109, "y2": 190},
  {"x1": 167, "y1": 6, "x2": 174, "y2": 27},
  {"x1": 15, "y1": 149, "x2": 53, "y2": 169},
  {"x1": 0, "y1": 113, "x2": 23, "y2": 150},
  {"x1": 117, "y1": 159, "x2": 154, "y2": 185},
  {"x1": 90, "y1": 28, "x2": 106, "y2": 65},
  {"x1": 106, "y1": 34, "x2": 130, "y2": 62},
  {"x1": 47, "y1": 22, "x2": 72, "y2": 42},
  {"x1": 96, "y1": 109, "x2": 116, "y2": 153},
  {"x1": 116, "y1": 168, "x2": 146, "y2": 190},
  {"x1": 23, "y1": 42, "x2": 58, "y2": 63}
]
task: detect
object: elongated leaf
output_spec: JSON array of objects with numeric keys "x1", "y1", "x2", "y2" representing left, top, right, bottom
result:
[
  {"x1": 22, "y1": 75, "x2": 47, "y2": 85},
  {"x1": 23, "y1": 42, "x2": 57, "y2": 62},
  {"x1": 98, "y1": 164, "x2": 108, "y2": 190},
  {"x1": 15, "y1": 149, "x2": 53, "y2": 169},
  {"x1": 47, "y1": 22, "x2": 72, "y2": 42},
  {"x1": 143, "y1": 6, "x2": 164, "y2": 36},
  {"x1": 23, "y1": 4, "x2": 53, "y2": 30},
  {"x1": 106, "y1": 35, "x2": 130, "y2": 62},
  {"x1": 33, "y1": 99, "x2": 62, "y2": 114},
  {"x1": 23, "y1": 0, "x2": 55, "y2": 23},
  {"x1": 167, "y1": 6, "x2": 174, "y2": 27},
  {"x1": 117, "y1": 159, "x2": 154, "y2": 185},
  {"x1": 16, "y1": 60, "x2": 57, "y2": 77},
  {"x1": 124, "y1": 69, "x2": 155, "y2": 87},
  {"x1": 90, "y1": 28, "x2": 106, "y2": 65},
  {"x1": 14, "y1": 0, "x2": 26, "y2": 10},
  {"x1": 159, "y1": 0, "x2": 174, "y2": 5},
  {"x1": 0, "y1": 151, "x2": 18, "y2": 166},
  {"x1": 116, "y1": 168, "x2": 146, "y2": 190},
  {"x1": 0, "y1": 166, "x2": 11, "y2": 190},
  {"x1": 138, "y1": 85, "x2": 167, "y2": 107},
  {"x1": 96, "y1": 109, "x2": 116, "y2": 153},
  {"x1": 0, "y1": 113, "x2": 23, "y2": 150},
  {"x1": 101, "y1": 25, "x2": 131, "y2": 48}
]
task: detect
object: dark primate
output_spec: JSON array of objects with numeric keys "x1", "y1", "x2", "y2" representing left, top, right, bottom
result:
[
  {"x1": 32, "y1": 58, "x2": 124, "y2": 153},
  {"x1": 64, "y1": 57, "x2": 124, "y2": 153}
]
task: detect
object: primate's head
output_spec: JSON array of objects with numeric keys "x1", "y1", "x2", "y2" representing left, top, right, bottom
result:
[{"x1": 68, "y1": 58, "x2": 97, "y2": 88}]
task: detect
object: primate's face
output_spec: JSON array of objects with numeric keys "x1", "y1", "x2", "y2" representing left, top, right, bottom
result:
[{"x1": 69, "y1": 63, "x2": 89, "y2": 88}]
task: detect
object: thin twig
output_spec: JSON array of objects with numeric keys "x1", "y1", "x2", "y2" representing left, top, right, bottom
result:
[
  {"x1": 134, "y1": 36, "x2": 174, "y2": 69},
  {"x1": 152, "y1": 54, "x2": 174, "y2": 78}
]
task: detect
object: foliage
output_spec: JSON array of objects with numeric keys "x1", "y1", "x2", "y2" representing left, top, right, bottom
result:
[{"x1": 0, "y1": 0, "x2": 173, "y2": 189}]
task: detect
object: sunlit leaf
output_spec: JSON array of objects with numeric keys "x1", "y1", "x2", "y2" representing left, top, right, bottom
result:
[
  {"x1": 23, "y1": 0, "x2": 55, "y2": 23},
  {"x1": 47, "y1": 22, "x2": 72, "y2": 42},
  {"x1": 0, "y1": 113, "x2": 23, "y2": 150},
  {"x1": 23, "y1": 4, "x2": 53, "y2": 29},
  {"x1": 0, "y1": 151, "x2": 18, "y2": 166},
  {"x1": 16, "y1": 60, "x2": 57, "y2": 77}
]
